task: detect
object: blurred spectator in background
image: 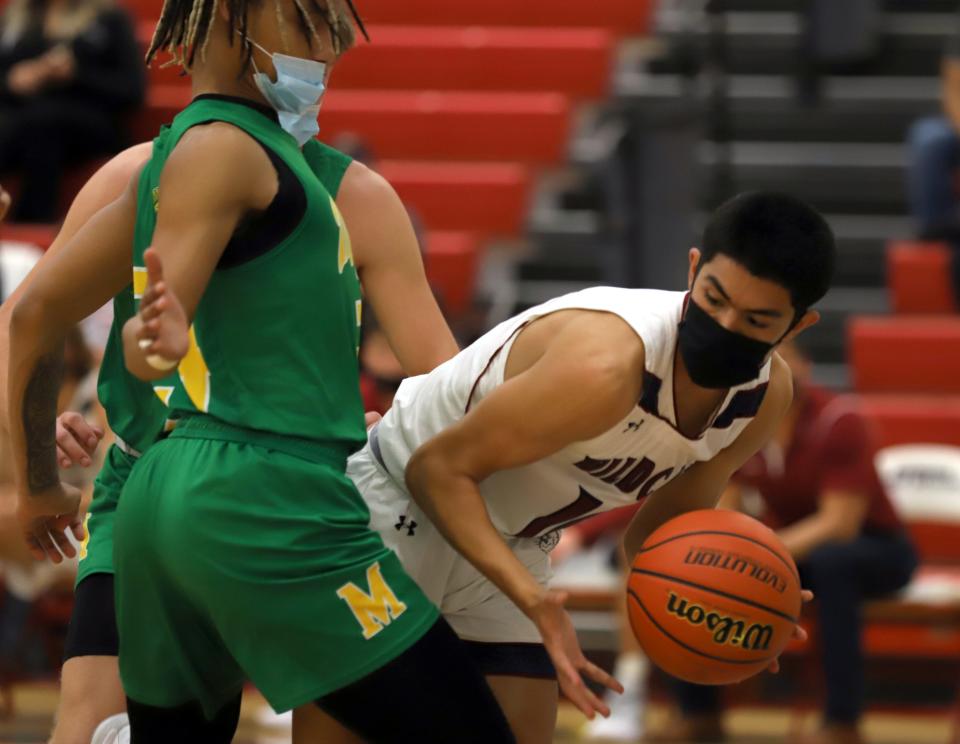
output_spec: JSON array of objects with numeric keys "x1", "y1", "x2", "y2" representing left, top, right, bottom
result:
[
  {"x1": 907, "y1": 19, "x2": 960, "y2": 305},
  {"x1": 359, "y1": 307, "x2": 405, "y2": 416},
  {"x1": 0, "y1": 0, "x2": 143, "y2": 222},
  {"x1": 797, "y1": 0, "x2": 880, "y2": 104}
]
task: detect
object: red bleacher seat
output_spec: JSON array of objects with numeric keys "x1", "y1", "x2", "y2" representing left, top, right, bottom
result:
[
  {"x1": 358, "y1": 0, "x2": 655, "y2": 34},
  {"x1": 424, "y1": 231, "x2": 480, "y2": 315},
  {"x1": 129, "y1": 0, "x2": 655, "y2": 33},
  {"x1": 322, "y1": 90, "x2": 570, "y2": 163},
  {"x1": 121, "y1": 0, "x2": 161, "y2": 23},
  {"x1": 134, "y1": 87, "x2": 572, "y2": 164},
  {"x1": 849, "y1": 316, "x2": 960, "y2": 394},
  {"x1": 378, "y1": 161, "x2": 529, "y2": 236},
  {"x1": 0, "y1": 223, "x2": 58, "y2": 249},
  {"x1": 335, "y1": 26, "x2": 613, "y2": 98},
  {"x1": 887, "y1": 240, "x2": 956, "y2": 315},
  {"x1": 859, "y1": 395, "x2": 960, "y2": 449},
  {"x1": 141, "y1": 26, "x2": 615, "y2": 98}
]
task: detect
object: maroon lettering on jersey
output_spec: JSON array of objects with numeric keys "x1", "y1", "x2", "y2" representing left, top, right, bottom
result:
[{"x1": 575, "y1": 455, "x2": 674, "y2": 500}]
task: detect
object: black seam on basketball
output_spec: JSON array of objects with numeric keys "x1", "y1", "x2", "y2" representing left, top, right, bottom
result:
[
  {"x1": 626, "y1": 589, "x2": 775, "y2": 667},
  {"x1": 630, "y1": 567, "x2": 798, "y2": 623},
  {"x1": 637, "y1": 530, "x2": 800, "y2": 584}
]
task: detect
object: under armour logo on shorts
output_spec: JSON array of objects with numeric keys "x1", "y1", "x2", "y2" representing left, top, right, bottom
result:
[{"x1": 395, "y1": 515, "x2": 417, "y2": 537}]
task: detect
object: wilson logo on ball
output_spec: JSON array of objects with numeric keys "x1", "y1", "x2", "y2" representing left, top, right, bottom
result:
[{"x1": 665, "y1": 592, "x2": 774, "y2": 652}]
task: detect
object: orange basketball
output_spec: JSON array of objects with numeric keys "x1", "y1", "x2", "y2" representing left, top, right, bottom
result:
[{"x1": 627, "y1": 509, "x2": 802, "y2": 685}]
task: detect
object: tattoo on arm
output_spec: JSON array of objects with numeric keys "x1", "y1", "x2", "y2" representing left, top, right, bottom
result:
[{"x1": 22, "y1": 349, "x2": 64, "y2": 493}]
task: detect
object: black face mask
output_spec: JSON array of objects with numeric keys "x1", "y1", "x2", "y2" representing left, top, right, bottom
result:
[{"x1": 678, "y1": 298, "x2": 775, "y2": 389}]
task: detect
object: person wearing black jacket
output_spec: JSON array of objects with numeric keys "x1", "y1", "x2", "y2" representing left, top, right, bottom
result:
[{"x1": 0, "y1": 0, "x2": 144, "y2": 222}]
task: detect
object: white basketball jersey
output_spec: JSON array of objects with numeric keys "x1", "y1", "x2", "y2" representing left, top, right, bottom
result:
[{"x1": 374, "y1": 287, "x2": 771, "y2": 539}]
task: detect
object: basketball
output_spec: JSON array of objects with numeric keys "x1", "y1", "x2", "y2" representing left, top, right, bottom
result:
[{"x1": 627, "y1": 509, "x2": 802, "y2": 685}]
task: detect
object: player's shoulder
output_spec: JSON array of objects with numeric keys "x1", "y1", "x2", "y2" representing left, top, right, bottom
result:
[
  {"x1": 339, "y1": 159, "x2": 401, "y2": 208},
  {"x1": 764, "y1": 351, "x2": 794, "y2": 416},
  {"x1": 165, "y1": 123, "x2": 275, "y2": 206},
  {"x1": 555, "y1": 308, "x2": 646, "y2": 379},
  {"x1": 105, "y1": 142, "x2": 152, "y2": 180}
]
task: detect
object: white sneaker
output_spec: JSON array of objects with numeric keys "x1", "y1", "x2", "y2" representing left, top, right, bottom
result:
[
  {"x1": 90, "y1": 713, "x2": 130, "y2": 744},
  {"x1": 582, "y1": 653, "x2": 648, "y2": 742}
]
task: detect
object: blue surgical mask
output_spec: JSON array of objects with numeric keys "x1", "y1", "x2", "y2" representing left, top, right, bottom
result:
[{"x1": 248, "y1": 37, "x2": 327, "y2": 146}]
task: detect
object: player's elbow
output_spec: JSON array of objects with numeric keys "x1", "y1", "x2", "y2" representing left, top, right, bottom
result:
[
  {"x1": 405, "y1": 440, "x2": 462, "y2": 502},
  {"x1": 9, "y1": 291, "x2": 49, "y2": 348},
  {"x1": 405, "y1": 444, "x2": 441, "y2": 498}
]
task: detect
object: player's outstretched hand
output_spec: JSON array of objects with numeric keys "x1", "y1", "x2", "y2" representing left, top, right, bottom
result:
[
  {"x1": 528, "y1": 589, "x2": 624, "y2": 719},
  {"x1": 16, "y1": 481, "x2": 83, "y2": 563},
  {"x1": 56, "y1": 411, "x2": 104, "y2": 469},
  {"x1": 136, "y1": 247, "x2": 189, "y2": 367},
  {"x1": 767, "y1": 588, "x2": 814, "y2": 674}
]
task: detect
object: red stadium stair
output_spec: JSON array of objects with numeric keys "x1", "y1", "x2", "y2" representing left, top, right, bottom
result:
[
  {"x1": 357, "y1": 0, "x2": 654, "y2": 34},
  {"x1": 424, "y1": 231, "x2": 481, "y2": 316},
  {"x1": 858, "y1": 395, "x2": 960, "y2": 449},
  {"x1": 126, "y1": 0, "x2": 655, "y2": 30},
  {"x1": 141, "y1": 25, "x2": 616, "y2": 98},
  {"x1": 379, "y1": 160, "x2": 530, "y2": 237},
  {"x1": 849, "y1": 316, "x2": 960, "y2": 394},
  {"x1": 887, "y1": 240, "x2": 956, "y2": 315},
  {"x1": 134, "y1": 87, "x2": 572, "y2": 164}
]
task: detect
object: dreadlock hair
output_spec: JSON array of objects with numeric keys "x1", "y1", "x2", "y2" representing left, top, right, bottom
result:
[{"x1": 146, "y1": 0, "x2": 368, "y2": 72}]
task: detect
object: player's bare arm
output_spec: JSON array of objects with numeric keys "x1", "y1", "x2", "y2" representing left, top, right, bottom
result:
[
  {"x1": 339, "y1": 161, "x2": 459, "y2": 373},
  {"x1": 123, "y1": 124, "x2": 276, "y2": 380},
  {"x1": 7, "y1": 166, "x2": 143, "y2": 562},
  {"x1": 621, "y1": 353, "x2": 793, "y2": 561},
  {"x1": 405, "y1": 310, "x2": 642, "y2": 718},
  {"x1": 0, "y1": 145, "x2": 150, "y2": 434}
]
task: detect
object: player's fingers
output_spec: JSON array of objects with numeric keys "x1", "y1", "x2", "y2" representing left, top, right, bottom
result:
[
  {"x1": 71, "y1": 516, "x2": 86, "y2": 542},
  {"x1": 581, "y1": 660, "x2": 624, "y2": 694},
  {"x1": 580, "y1": 681, "x2": 610, "y2": 719},
  {"x1": 56, "y1": 445, "x2": 72, "y2": 468},
  {"x1": 801, "y1": 589, "x2": 814, "y2": 602},
  {"x1": 559, "y1": 660, "x2": 606, "y2": 719},
  {"x1": 50, "y1": 521, "x2": 76, "y2": 559},
  {"x1": 33, "y1": 528, "x2": 62, "y2": 564},
  {"x1": 144, "y1": 247, "x2": 164, "y2": 286},
  {"x1": 767, "y1": 657, "x2": 780, "y2": 674},
  {"x1": 139, "y1": 294, "x2": 167, "y2": 323},
  {"x1": 56, "y1": 425, "x2": 92, "y2": 466},
  {"x1": 793, "y1": 624, "x2": 808, "y2": 642},
  {"x1": 62, "y1": 414, "x2": 103, "y2": 453},
  {"x1": 24, "y1": 533, "x2": 46, "y2": 561}
]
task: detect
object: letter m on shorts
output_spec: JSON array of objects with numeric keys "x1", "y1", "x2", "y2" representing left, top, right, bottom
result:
[{"x1": 336, "y1": 562, "x2": 408, "y2": 640}]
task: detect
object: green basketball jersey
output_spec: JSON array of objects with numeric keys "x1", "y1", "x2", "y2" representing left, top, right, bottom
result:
[
  {"x1": 128, "y1": 98, "x2": 364, "y2": 446},
  {"x1": 97, "y1": 283, "x2": 171, "y2": 455}
]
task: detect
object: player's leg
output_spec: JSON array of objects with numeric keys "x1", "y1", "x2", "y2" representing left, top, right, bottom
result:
[
  {"x1": 118, "y1": 423, "x2": 512, "y2": 742},
  {"x1": 485, "y1": 675, "x2": 557, "y2": 744},
  {"x1": 315, "y1": 618, "x2": 515, "y2": 743},
  {"x1": 51, "y1": 575, "x2": 125, "y2": 744},
  {"x1": 293, "y1": 670, "x2": 555, "y2": 744},
  {"x1": 124, "y1": 695, "x2": 242, "y2": 744},
  {"x1": 112, "y1": 438, "x2": 247, "y2": 742},
  {"x1": 50, "y1": 446, "x2": 136, "y2": 744}
]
